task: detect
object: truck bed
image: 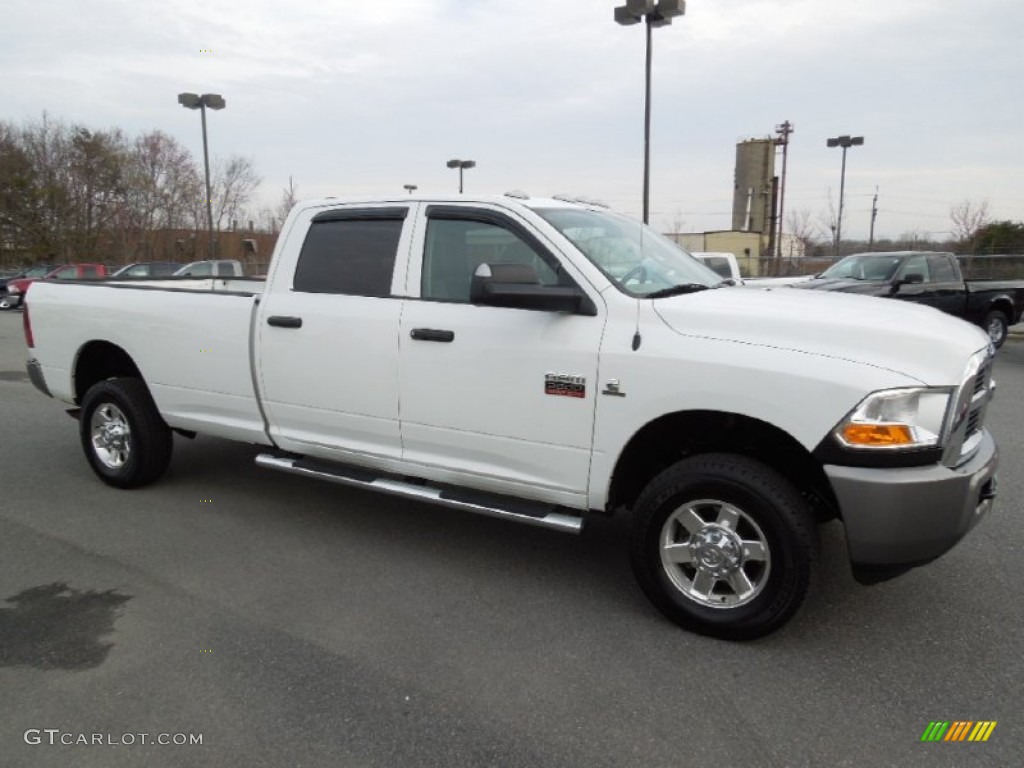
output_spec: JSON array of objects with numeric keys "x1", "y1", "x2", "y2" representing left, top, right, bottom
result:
[{"x1": 27, "y1": 278, "x2": 271, "y2": 445}]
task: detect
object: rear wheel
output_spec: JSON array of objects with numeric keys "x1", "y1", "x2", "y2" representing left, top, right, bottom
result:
[
  {"x1": 983, "y1": 310, "x2": 1008, "y2": 348},
  {"x1": 80, "y1": 378, "x2": 173, "y2": 488},
  {"x1": 630, "y1": 453, "x2": 817, "y2": 640}
]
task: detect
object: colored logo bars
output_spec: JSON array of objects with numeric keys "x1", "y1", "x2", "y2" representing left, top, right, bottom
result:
[{"x1": 921, "y1": 721, "x2": 997, "y2": 742}]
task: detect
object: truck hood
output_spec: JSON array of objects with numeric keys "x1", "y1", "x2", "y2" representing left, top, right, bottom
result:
[
  {"x1": 652, "y1": 286, "x2": 989, "y2": 385},
  {"x1": 790, "y1": 277, "x2": 889, "y2": 295}
]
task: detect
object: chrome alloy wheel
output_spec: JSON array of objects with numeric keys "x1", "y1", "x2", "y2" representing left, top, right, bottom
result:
[
  {"x1": 90, "y1": 403, "x2": 132, "y2": 469},
  {"x1": 987, "y1": 317, "x2": 1005, "y2": 345},
  {"x1": 659, "y1": 499, "x2": 771, "y2": 608}
]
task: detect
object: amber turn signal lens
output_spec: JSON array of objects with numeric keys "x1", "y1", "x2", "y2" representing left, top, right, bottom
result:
[{"x1": 841, "y1": 423, "x2": 914, "y2": 446}]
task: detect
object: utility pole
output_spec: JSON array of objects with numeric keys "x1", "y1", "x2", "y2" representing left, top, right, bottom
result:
[
  {"x1": 868, "y1": 187, "x2": 879, "y2": 250},
  {"x1": 774, "y1": 120, "x2": 794, "y2": 268}
]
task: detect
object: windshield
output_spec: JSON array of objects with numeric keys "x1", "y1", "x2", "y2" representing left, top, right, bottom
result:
[
  {"x1": 534, "y1": 207, "x2": 723, "y2": 297},
  {"x1": 820, "y1": 253, "x2": 903, "y2": 281}
]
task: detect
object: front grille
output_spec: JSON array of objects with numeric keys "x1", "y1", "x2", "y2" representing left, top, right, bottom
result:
[
  {"x1": 964, "y1": 409, "x2": 981, "y2": 436},
  {"x1": 973, "y1": 359, "x2": 991, "y2": 394},
  {"x1": 944, "y1": 348, "x2": 995, "y2": 467}
]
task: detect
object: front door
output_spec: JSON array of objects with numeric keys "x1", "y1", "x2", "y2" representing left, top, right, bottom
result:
[{"x1": 398, "y1": 204, "x2": 605, "y2": 507}]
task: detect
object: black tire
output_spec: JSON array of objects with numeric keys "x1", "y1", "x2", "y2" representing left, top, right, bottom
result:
[
  {"x1": 80, "y1": 378, "x2": 173, "y2": 489},
  {"x1": 630, "y1": 453, "x2": 817, "y2": 641},
  {"x1": 982, "y1": 310, "x2": 1008, "y2": 349}
]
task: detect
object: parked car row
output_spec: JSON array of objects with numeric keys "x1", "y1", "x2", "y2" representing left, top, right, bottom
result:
[{"x1": 0, "y1": 260, "x2": 246, "y2": 309}]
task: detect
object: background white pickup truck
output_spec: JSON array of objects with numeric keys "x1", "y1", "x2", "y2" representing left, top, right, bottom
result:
[{"x1": 23, "y1": 194, "x2": 999, "y2": 639}]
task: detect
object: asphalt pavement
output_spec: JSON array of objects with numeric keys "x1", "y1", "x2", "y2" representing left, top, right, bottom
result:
[{"x1": 0, "y1": 310, "x2": 1021, "y2": 767}]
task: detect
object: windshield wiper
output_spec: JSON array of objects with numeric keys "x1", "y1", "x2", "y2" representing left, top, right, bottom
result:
[{"x1": 645, "y1": 283, "x2": 715, "y2": 299}]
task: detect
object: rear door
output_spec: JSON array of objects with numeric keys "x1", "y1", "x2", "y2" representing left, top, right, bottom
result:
[
  {"x1": 397, "y1": 204, "x2": 605, "y2": 506},
  {"x1": 256, "y1": 205, "x2": 413, "y2": 466}
]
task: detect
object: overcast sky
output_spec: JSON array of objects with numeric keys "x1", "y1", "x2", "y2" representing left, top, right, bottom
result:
[{"x1": 3, "y1": 0, "x2": 1021, "y2": 239}]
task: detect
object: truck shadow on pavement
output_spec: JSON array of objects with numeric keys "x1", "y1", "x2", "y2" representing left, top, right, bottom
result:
[{"x1": 0, "y1": 582, "x2": 131, "y2": 670}]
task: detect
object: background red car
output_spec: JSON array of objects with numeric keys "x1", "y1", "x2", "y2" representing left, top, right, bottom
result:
[{"x1": 2, "y1": 263, "x2": 108, "y2": 310}]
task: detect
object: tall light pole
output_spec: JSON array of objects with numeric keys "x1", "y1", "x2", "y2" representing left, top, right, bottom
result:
[
  {"x1": 178, "y1": 92, "x2": 225, "y2": 257},
  {"x1": 614, "y1": 0, "x2": 685, "y2": 225},
  {"x1": 403, "y1": 184, "x2": 418, "y2": 195},
  {"x1": 446, "y1": 159, "x2": 475, "y2": 193},
  {"x1": 826, "y1": 134, "x2": 863, "y2": 258}
]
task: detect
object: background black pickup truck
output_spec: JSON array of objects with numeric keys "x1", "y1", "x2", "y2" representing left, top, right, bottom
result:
[{"x1": 792, "y1": 251, "x2": 1024, "y2": 347}]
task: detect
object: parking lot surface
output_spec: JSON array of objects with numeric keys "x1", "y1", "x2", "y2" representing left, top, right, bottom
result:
[{"x1": 0, "y1": 311, "x2": 1021, "y2": 767}]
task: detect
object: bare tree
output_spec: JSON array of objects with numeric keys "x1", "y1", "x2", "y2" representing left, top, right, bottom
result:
[
  {"x1": 816, "y1": 190, "x2": 839, "y2": 254},
  {"x1": 121, "y1": 131, "x2": 202, "y2": 260},
  {"x1": 950, "y1": 198, "x2": 991, "y2": 253},
  {"x1": 660, "y1": 208, "x2": 686, "y2": 236},
  {"x1": 273, "y1": 176, "x2": 299, "y2": 232},
  {"x1": 210, "y1": 155, "x2": 261, "y2": 232},
  {"x1": 784, "y1": 209, "x2": 817, "y2": 258}
]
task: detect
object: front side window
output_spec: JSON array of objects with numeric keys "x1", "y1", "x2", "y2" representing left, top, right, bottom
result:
[
  {"x1": 821, "y1": 254, "x2": 902, "y2": 281},
  {"x1": 294, "y1": 218, "x2": 403, "y2": 296},
  {"x1": 422, "y1": 217, "x2": 561, "y2": 302},
  {"x1": 179, "y1": 263, "x2": 214, "y2": 277},
  {"x1": 896, "y1": 255, "x2": 930, "y2": 282}
]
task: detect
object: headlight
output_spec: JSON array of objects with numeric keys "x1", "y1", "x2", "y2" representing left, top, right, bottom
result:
[
  {"x1": 834, "y1": 387, "x2": 953, "y2": 450},
  {"x1": 8, "y1": 285, "x2": 21, "y2": 294}
]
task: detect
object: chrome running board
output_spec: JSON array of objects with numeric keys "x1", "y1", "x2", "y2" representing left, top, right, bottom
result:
[{"x1": 255, "y1": 453, "x2": 584, "y2": 534}]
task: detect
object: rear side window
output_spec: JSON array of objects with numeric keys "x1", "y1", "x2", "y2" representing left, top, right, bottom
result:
[
  {"x1": 700, "y1": 257, "x2": 730, "y2": 278},
  {"x1": 294, "y1": 218, "x2": 404, "y2": 297},
  {"x1": 927, "y1": 255, "x2": 959, "y2": 282}
]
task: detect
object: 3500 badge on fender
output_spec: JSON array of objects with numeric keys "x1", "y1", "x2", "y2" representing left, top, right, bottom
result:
[{"x1": 545, "y1": 373, "x2": 586, "y2": 398}]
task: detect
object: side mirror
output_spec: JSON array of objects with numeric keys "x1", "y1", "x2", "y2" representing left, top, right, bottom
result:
[
  {"x1": 470, "y1": 263, "x2": 595, "y2": 315},
  {"x1": 897, "y1": 274, "x2": 929, "y2": 290}
]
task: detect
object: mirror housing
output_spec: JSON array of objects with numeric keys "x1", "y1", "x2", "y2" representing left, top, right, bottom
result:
[
  {"x1": 892, "y1": 272, "x2": 924, "y2": 292},
  {"x1": 470, "y1": 263, "x2": 596, "y2": 315}
]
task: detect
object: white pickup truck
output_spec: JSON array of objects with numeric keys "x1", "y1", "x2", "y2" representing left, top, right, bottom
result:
[{"x1": 23, "y1": 194, "x2": 999, "y2": 639}]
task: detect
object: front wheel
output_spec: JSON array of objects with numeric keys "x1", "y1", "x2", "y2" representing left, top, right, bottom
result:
[
  {"x1": 983, "y1": 310, "x2": 1008, "y2": 348},
  {"x1": 630, "y1": 454, "x2": 817, "y2": 640},
  {"x1": 80, "y1": 378, "x2": 173, "y2": 488},
  {"x1": 0, "y1": 291, "x2": 14, "y2": 310}
]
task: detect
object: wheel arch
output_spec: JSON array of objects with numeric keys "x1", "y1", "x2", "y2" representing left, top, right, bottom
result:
[
  {"x1": 73, "y1": 340, "x2": 143, "y2": 404},
  {"x1": 985, "y1": 297, "x2": 1014, "y2": 321},
  {"x1": 606, "y1": 410, "x2": 839, "y2": 522}
]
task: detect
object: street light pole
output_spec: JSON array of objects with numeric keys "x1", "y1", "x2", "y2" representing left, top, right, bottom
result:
[
  {"x1": 446, "y1": 159, "x2": 475, "y2": 193},
  {"x1": 178, "y1": 92, "x2": 226, "y2": 257},
  {"x1": 826, "y1": 134, "x2": 863, "y2": 258},
  {"x1": 614, "y1": 0, "x2": 685, "y2": 225},
  {"x1": 403, "y1": 184, "x2": 418, "y2": 195}
]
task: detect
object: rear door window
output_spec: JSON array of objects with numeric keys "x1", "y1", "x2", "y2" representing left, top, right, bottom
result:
[
  {"x1": 927, "y1": 255, "x2": 959, "y2": 282},
  {"x1": 294, "y1": 210, "x2": 406, "y2": 297}
]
